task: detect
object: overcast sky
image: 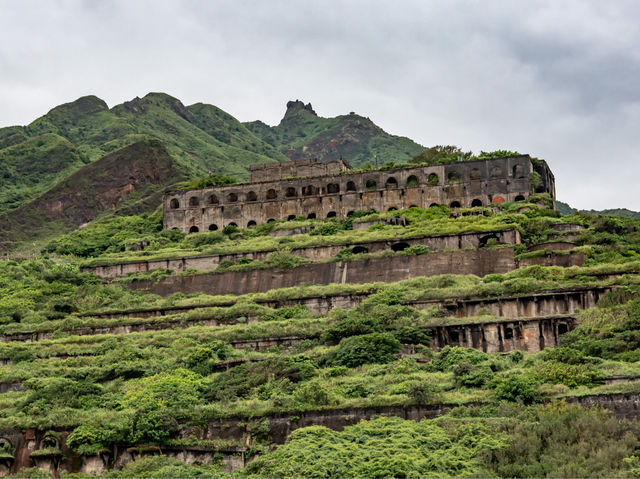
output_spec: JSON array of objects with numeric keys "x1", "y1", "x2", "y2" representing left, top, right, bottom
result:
[{"x1": 1, "y1": 0, "x2": 638, "y2": 210}]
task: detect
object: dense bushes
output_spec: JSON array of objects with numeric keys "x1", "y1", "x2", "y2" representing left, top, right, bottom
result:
[{"x1": 326, "y1": 333, "x2": 401, "y2": 368}]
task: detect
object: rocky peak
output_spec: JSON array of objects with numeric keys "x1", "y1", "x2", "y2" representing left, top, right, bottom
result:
[{"x1": 283, "y1": 100, "x2": 317, "y2": 120}]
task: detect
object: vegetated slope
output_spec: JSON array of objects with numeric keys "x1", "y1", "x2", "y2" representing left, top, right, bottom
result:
[
  {"x1": 557, "y1": 200, "x2": 640, "y2": 219},
  {"x1": 244, "y1": 100, "x2": 425, "y2": 167},
  {"x1": 0, "y1": 139, "x2": 184, "y2": 250},
  {"x1": 4, "y1": 203, "x2": 640, "y2": 476},
  {"x1": 0, "y1": 93, "x2": 286, "y2": 215}
]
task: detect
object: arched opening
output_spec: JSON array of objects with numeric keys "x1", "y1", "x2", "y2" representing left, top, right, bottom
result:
[
  {"x1": 428, "y1": 173, "x2": 439, "y2": 186},
  {"x1": 447, "y1": 171, "x2": 460, "y2": 183},
  {"x1": 491, "y1": 166, "x2": 503, "y2": 178},
  {"x1": 429, "y1": 203, "x2": 439, "y2": 208},
  {"x1": 40, "y1": 436, "x2": 59, "y2": 450},
  {"x1": 365, "y1": 179, "x2": 377, "y2": 191},
  {"x1": 504, "y1": 327, "x2": 514, "y2": 340},
  {"x1": 267, "y1": 218, "x2": 276, "y2": 223},
  {"x1": 307, "y1": 213, "x2": 316, "y2": 219},
  {"x1": 449, "y1": 330, "x2": 460, "y2": 344},
  {"x1": 391, "y1": 242, "x2": 410, "y2": 252},
  {"x1": 169, "y1": 198, "x2": 180, "y2": 209},
  {"x1": 346, "y1": 210, "x2": 355, "y2": 217},
  {"x1": 267, "y1": 189, "x2": 278, "y2": 200},
  {"x1": 409, "y1": 205, "x2": 419, "y2": 209},
  {"x1": 247, "y1": 220, "x2": 257, "y2": 228},
  {"x1": 208, "y1": 224, "x2": 218, "y2": 231},
  {"x1": 352, "y1": 246, "x2": 369, "y2": 254},
  {"x1": 406, "y1": 175, "x2": 419, "y2": 187},
  {"x1": 188, "y1": 226, "x2": 199, "y2": 233},
  {"x1": 385, "y1": 177, "x2": 398, "y2": 188},
  {"x1": 208, "y1": 194, "x2": 219, "y2": 205},
  {"x1": 227, "y1": 222, "x2": 238, "y2": 227},
  {"x1": 303, "y1": 185, "x2": 319, "y2": 196},
  {"x1": 388, "y1": 207, "x2": 397, "y2": 211},
  {"x1": 346, "y1": 181, "x2": 357, "y2": 192},
  {"x1": 227, "y1": 192, "x2": 238, "y2": 202},
  {"x1": 327, "y1": 211, "x2": 337, "y2": 218},
  {"x1": 479, "y1": 234, "x2": 499, "y2": 247},
  {"x1": 189, "y1": 197, "x2": 199, "y2": 207},
  {"x1": 471, "y1": 199, "x2": 483, "y2": 207},
  {"x1": 470, "y1": 168, "x2": 482, "y2": 180},
  {"x1": 287, "y1": 214, "x2": 297, "y2": 221},
  {"x1": 492, "y1": 196, "x2": 505, "y2": 204},
  {"x1": 450, "y1": 201, "x2": 461, "y2": 208},
  {"x1": 246, "y1": 191, "x2": 257, "y2": 202},
  {"x1": 515, "y1": 194, "x2": 526, "y2": 202},
  {"x1": 327, "y1": 183, "x2": 340, "y2": 194},
  {"x1": 558, "y1": 323, "x2": 569, "y2": 335},
  {"x1": 285, "y1": 187, "x2": 297, "y2": 198},
  {"x1": 513, "y1": 164, "x2": 526, "y2": 178}
]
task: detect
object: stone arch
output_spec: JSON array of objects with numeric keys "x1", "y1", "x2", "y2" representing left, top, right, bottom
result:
[
  {"x1": 391, "y1": 241, "x2": 410, "y2": 252},
  {"x1": 169, "y1": 198, "x2": 180, "y2": 209},
  {"x1": 513, "y1": 164, "x2": 526, "y2": 178},
  {"x1": 388, "y1": 207, "x2": 397, "y2": 211},
  {"x1": 492, "y1": 196, "x2": 505, "y2": 204},
  {"x1": 346, "y1": 210, "x2": 355, "y2": 217},
  {"x1": 327, "y1": 211, "x2": 337, "y2": 218},
  {"x1": 428, "y1": 173, "x2": 439, "y2": 186},
  {"x1": 307, "y1": 212, "x2": 316, "y2": 219},
  {"x1": 429, "y1": 202, "x2": 439, "y2": 208},
  {"x1": 491, "y1": 166, "x2": 503, "y2": 178},
  {"x1": 515, "y1": 194, "x2": 526, "y2": 202},
  {"x1": 40, "y1": 435, "x2": 59, "y2": 450},
  {"x1": 287, "y1": 214, "x2": 297, "y2": 221},
  {"x1": 479, "y1": 234, "x2": 499, "y2": 247},
  {"x1": 208, "y1": 224, "x2": 218, "y2": 231},
  {"x1": 447, "y1": 171, "x2": 460, "y2": 183},
  {"x1": 471, "y1": 199, "x2": 483, "y2": 207},
  {"x1": 352, "y1": 246, "x2": 369, "y2": 254},
  {"x1": 227, "y1": 192, "x2": 238, "y2": 202},
  {"x1": 409, "y1": 205, "x2": 419, "y2": 209},
  {"x1": 285, "y1": 187, "x2": 297, "y2": 198},
  {"x1": 227, "y1": 222, "x2": 238, "y2": 227},
  {"x1": 327, "y1": 183, "x2": 340, "y2": 194},
  {"x1": 188, "y1": 197, "x2": 199, "y2": 207},
  {"x1": 385, "y1": 177, "x2": 398, "y2": 188},
  {"x1": 365, "y1": 179, "x2": 377, "y2": 191},
  {"x1": 450, "y1": 201, "x2": 461, "y2": 208},
  {"x1": 247, "y1": 220, "x2": 257, "y2": 228},
  {"x1": 406, "y1": 175, "x2": 419, "y2": 187},
  {"x1": 267, "y1": 218, "x2": 276, "y2": 223},
  {"x1": 470, "y1": 168, "x2": 482, "y2": 180},
  {"x1": 188, "y1": 226, "x2": 199, "y2": 233},
  {"x1": 208, "y1": 194, "x2": 219, "y2": 205},
  {"x1": 346, "y1": 181, "x2": 357, "y2": 192},
  {"x1": 267, "y1": 189, "x2": 278, "y2": 200},
  {"x1": 246, "y1": 191, "x2": 257, "y2": 202},
  {"x1": 302, "y1": 185, "x2": 319, "y2": 196}
]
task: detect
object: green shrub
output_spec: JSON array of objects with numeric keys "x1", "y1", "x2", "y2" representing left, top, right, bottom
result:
[
  {"x1": 407, "y1": 382, "x2": 440, "y2": 404},
  {"x1": 404, "y1": 244, "x2": 430, "y2": 255},
  {"x1": 310, "y1": 222, "x2": 341, "y2": 236},
  {"x1": 494, "y1": 375, "x2": 540, "y2": 404},
  {"x1": 429, "y1": 346, "x2": 489, "y2": 371},
  {"x1": 266, "y1": 249, "x2": 306, "y2": 269},
  {"x1": 328, "y1": 333, "x2": 401, "y2": 368},
  {"x1": 534, "y1": 361, "x2": 603, "y2": 388},
  {"x1": 453, "y1": 361, "x2": 494, "y2": 388}
]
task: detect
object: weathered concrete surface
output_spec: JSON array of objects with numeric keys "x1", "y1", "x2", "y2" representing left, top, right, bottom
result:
[
  {"x1": 164, "y1": 156, "x2": 556, "y2": 231},
  {"x1": 83, "y1": 229, "x2": 520, "y2": 279},
  {"x1": 519, "y1": 251, "x2": 585, "y2": 268},
  {"x1": 129, "y1": 248, "x2": 517, "y2": 297}
]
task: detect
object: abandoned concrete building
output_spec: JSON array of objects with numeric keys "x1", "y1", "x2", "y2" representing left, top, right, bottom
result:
[{"x1": 163, "y1": 155, "x2": 556, "y2": 232}]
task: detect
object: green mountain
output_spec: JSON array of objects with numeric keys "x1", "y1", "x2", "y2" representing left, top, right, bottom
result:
[
  {"x1": 245, "y1": 100, "x2": 425, "y2": 167},
  {"x1": 557, "y1": 200, "x2": 640, "y2": 219}
]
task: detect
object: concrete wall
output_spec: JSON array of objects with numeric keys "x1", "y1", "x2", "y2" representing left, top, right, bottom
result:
[
  {"x1": 163, "y1": 156, "x2": 553, "y2": 232},
  {"x1": 129, "y1": 247, "x2": 517, "y2": 297},
  {"x1": 84, "y1": 229, "x2": 520, "y2": 279}
]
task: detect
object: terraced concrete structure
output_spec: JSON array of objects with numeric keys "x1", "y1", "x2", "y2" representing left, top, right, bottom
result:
[{"x1": 163, "y1": 155, "x2": 556, "y2": 232}]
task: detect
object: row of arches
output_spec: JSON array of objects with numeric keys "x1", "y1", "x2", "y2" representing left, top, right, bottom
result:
[{"x1": 182, "y1": 194, "x2": 529, "y2": 233}]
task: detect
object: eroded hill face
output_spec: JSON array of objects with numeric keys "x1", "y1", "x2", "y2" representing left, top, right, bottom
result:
[{"x1": 0, "y1": 140, "x2": 184, "y2": 250}]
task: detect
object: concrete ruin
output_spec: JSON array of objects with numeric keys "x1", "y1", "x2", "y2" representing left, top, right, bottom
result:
[{"x1": 163, "y1": 155, "x2": 556, "y2": 232}]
